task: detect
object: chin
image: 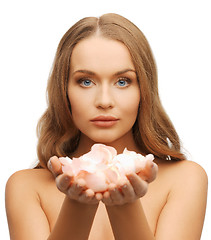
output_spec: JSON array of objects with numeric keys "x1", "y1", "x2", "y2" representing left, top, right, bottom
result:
[
  {"x1": 92, "y1": 137, "x2": 116, "y2": 145},
  {"x1": 80, "y1": 129, "x2": 134, "y2": 146},
  {"x1": 89, "y1": 135, "x2": 130, "y2": 147}
]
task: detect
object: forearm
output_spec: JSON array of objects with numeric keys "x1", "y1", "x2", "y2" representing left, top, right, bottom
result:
[
  {"x1": 106, "y1": 200, "x2": 155, "y2": 240},
  {"x1": 48, "y1": 196, "x2": 98, "y2": 240}
]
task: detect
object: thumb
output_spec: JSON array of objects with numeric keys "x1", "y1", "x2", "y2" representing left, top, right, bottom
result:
[
  {"x1": 48, "y1": 156, "x2": 63, "y2": 177},
  {"x1": 137, "y1": 160, "x2": 158, "y2": 183}
]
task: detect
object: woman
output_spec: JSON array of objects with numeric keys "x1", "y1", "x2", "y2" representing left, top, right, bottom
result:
[{"x1": 6, "y1": 13, "x2": 208, "y2": 239}]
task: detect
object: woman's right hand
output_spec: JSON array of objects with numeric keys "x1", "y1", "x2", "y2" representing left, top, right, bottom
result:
[{"x1": 48, "y1": 156, "x2": 102, "y2": 205}]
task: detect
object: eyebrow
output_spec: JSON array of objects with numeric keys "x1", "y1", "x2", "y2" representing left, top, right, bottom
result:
[{"x1": 72, "y1": 69, "x2": 136, "y2": 77}]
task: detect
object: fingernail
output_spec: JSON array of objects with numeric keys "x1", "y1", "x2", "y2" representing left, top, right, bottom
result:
[
  {"x1": 127, "y1": 174, "x2": 134, "y2": 180},
  {"x1": 48, "y1": 159, "x2": 53, "y2": 170},
  {"x1": 151, "y1": 162, "x2": 155, "y2": 169},
  {"x1": 64, "y1": 176, "x2": 70, "y2": 182}
]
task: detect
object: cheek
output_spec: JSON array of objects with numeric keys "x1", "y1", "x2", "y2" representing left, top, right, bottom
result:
[
  {"x1": 69, "y1": 101, "x2": 81, "y2": 118},
  {"x1": 122, "y1": 92, "x2": 140, "y2": 115},
  {"x1": 68, "y1": 92, "x2": 90, "y2": 122},
  {"x1": 68, "y1": 93, "x2": 79, "y2": 117}
]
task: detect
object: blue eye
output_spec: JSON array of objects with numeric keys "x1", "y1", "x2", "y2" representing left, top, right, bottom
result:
[
  {"x1": 116, "y1": 78, "x2": 130, "y2": 87},
  {"x1": 83, "y1": 80, "x2": 91, "y2": 86},
  {"x1": 79, "y1": 79, "x2": 93, "y2": 87}
]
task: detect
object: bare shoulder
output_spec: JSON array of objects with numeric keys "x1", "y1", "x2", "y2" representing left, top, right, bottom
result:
[
  {"x1": 156, "y1": 159, "x2": 208, "y2": 185},
  {"x1": 5, "y1": 168, "x2": 55, "y2": 210},
  {"x1": 7, "y1": 167, "x2": 53, "y2": 180},
  {"x1": 5, "y1": 168, "x2": 54, "y2": 209},
  {"x1": 6, "y1": 168, "x2": 54, "y2": 192},
  {"x1": 154, "y1": 160, "x2": 208, "y2": 239},
  {"x1": 5, "y1": 169, "x2": 54, "y2": 239},
  {"x1": 158, "y1": 160, "x2": 208, "y2": 199},
  {"x1": 180, "y1": 160, "x2": 208, "y2": 182}
]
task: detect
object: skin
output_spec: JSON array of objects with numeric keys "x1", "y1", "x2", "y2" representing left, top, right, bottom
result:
[
  {"x1": 68, "y1": 36, "x2": 141, "y2": 153},
  {"x1": 5, "y1": 36, "x2": 208, "y2": 240}
]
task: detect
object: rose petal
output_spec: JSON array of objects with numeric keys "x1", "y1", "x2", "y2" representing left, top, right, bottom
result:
[
  {"x1": 104, "y1": 167, "x2": 119, "y2": 184},
  {"x1": 58, "y1": 144, "x2": 154, "y2": 193},
  {"x1": 82, "y1": 144, "x2": 115, "y2": 165},
  {"x1": 59, "y1": 156, "x2": 72, "y2": 165},
  {"x1": 62, "y1": 165, "x2": 73, "y2": 175},
  {"x1": 114, "y1": 153, "x2": 136, "y2": 175},
  {"x1": 145, "y1": 154, "x2": 155, "y2": 162},
  {"x1": 134, "y1": 158, "x2": 146, "y2": 173},
  {"x1": 71, "y1": 157, "x2": 97, "y2": 175},
  {"x1": 59, "y1": 157, "x2": 73, "y2": 174},
  {"x1": 83, "y1": 171, "x2": 108, "y2": 192}
]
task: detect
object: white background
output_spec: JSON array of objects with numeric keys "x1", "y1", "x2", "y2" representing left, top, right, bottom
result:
[{"x1": 0, "y1": 0, "x2": 210, "y2": 239}]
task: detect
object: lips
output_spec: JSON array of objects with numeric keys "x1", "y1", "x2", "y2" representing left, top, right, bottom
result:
[{"x1": 90, "y1": 115, "x2": 119, "y2": 127}]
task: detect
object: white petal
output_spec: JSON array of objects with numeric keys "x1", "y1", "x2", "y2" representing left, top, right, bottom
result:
[{"x1": 114, "y1": 154, "x2": 136, "y2": 174}]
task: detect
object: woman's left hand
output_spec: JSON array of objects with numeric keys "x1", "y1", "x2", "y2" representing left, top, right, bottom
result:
[{"x1": 102, "y1": 160, "x2": 158, "y2": 206}]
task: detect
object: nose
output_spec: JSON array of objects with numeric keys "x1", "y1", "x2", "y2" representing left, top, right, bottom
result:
[{"x1": 95, "y1": 84, "x2": 114, "y2": 109}]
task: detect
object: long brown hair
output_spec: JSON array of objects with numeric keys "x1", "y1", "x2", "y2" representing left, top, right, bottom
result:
[{"x1": 36, "y1": 13, "x2": 185, "y2": 168}]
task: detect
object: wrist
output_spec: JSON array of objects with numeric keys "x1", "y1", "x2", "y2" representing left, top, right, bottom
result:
[
  {"x1": 105, "y1": 199, "x2": 140, "y2": 210},
  {"x1": 66, "y1": 196, "x2": 99, "y2": 209}
]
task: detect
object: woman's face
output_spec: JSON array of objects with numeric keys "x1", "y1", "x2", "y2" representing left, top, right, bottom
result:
[{"x1": 68, "y1": 36, "x2": 140, "y2": 147}]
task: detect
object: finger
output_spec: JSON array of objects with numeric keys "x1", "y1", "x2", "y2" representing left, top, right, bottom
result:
[
  {"x1": 127, "y1": 173, "x2": 148, "y2": 198},
  {"x1": 78, "y1": 189, "x2": 99, "y2": 204},
  {"x1": 89, "y1": 192, "x2": 102, "y2": 204},
  {"x1": 55, "y1": 174, "x2": 72, "y2": 192},
  {"x1": 108, "y1": 184, "x2": 123, "y2": 204},
  {"x1": 138, "y1": 160, "x2": 158, "y2": 183},
  {"x1": 48, "y1": 156, "x2": 63, "y2": 177},
  {"x1": 78, "y1": 189, "x2": 94, "y2": 202},
  {"x1": 75, "y1": 178, "x2": 86, "y2": 189},
  {"x1": 147, "y1": 162, "x2": 158, "y2": 183},
  {"x1": 67, "y1": 180, "x2": 85, "y2": 199},
  {"x1": 102, "y1": 191, "x2": 113, "y2": 205},
  {"x1": 118, "y1": 179, "x2": 138, "y2": 204},
  {"x1": 95, "y1": 192, "x2": 103, "y2": 201}
]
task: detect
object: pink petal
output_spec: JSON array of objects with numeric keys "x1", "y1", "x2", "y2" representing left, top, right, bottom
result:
[
  {"x1": 83, "y1": 171, "x2": 108, "y2": 192},
  {"x1": 62, "y1": 165, "x2": 73, "y2": 175},
  {"x1": 87, "y1": 144, "x2": 117, "y2": 164},
  {"x1": 134, "y1": 158, "x2": 146, "y2": 173},
  {"x1": 104, "y1": 167, "x2": 119, "y2": 184},
  {"x1": 59, "y1": 157, "x2": 73, "y2": 174},
  {"x1": 101, "y1": 144, "x2": 117, "y2": 158},
  {"x1": 145, "y1": 154, "x2": 154, "y2": 162},
  {"x1": 58, "y1": 145, "x2": 154, "y2": 192},
  {"x1": 59, "y1": 156, "x2": 72, "y2": 165},
  {"x1": 71, "y1": 157, "x2": 96, "y2": 175},
  {"x1": 114, "y1": 154, "x2": 136, "y2": 175}
]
